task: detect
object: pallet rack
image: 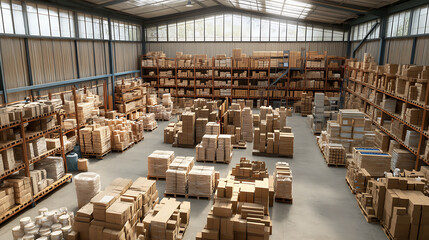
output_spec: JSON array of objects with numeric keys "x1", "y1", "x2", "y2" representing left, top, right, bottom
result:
[
  {"x1": 344, "y1": 65, "x2": 429, "y2": 170},
  {"x1": 0, "y1": 111, "x2": 71, "y2": 225},
  {"x1": 141, "y1": 53, "x2": 345, "y2": 107}
]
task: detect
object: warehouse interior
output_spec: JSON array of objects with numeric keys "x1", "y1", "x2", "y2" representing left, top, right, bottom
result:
[{"x1": 0, "y1": 0, "x2": 429, "y2": 240}]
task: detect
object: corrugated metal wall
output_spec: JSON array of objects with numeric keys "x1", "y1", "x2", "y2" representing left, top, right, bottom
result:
[
  {"x1": 0, "y1": 38, "x2": 29, "y2": 102},
  {"x1": 384, "y1": 38, "x2": 413, "y2": 64},
  {"x1": 351, "y1": 40, "x2": 380, "y2": 61},
  {"x1": 146, "y1": 42, "x2": 348, "y2": 57},
  {"x1": 0, "y1": 37, "x2": 141, "y2": 104},
  {"x1": 114, "y1": 42, "x2": 142, "y2": 73},
  {"x1": 414, "y1": 37, "x2": 429, "y2": 65}
]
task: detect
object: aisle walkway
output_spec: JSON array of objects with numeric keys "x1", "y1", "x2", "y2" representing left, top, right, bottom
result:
[{"x1": 0, "y1": 114, "x2": 385, "y2": 240}]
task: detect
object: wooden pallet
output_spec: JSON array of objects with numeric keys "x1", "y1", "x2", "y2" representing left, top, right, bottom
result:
[
  {"x1": 186, "y1": 194, "x2": 211, "y2": 200},
  {"x1": 164, "y1": 193, "x2": 187, "y2": 198},
  {"x1": 0, "y1": 120, "x2": 20, "y2": 130},
  {"x1": 356, "y1": 194, "x2": 379, "y2": 223},
  {"x1": 33, "y1": 174, "x2": 72, "y2": 202},
  {"x1": 82, "y1": 150, "x2": 111, "y2": 160},
  {"x1": 26, "y1": 126, "x2": 60, "y2": 141},
  {"x1": 381, "y1": 222, "x2": 394, "y2": 240},
  {"x1": 173, "y1": 143, "x2": 196, "y2": 148},
  {"x1": 0, "y1": 163, "x2": 26, "y2": 180},
  {"x1": 0, "y1": 198, "x2": 33, "y2": 225},
  {"x1": 0, "y1": 139, "x2": 22, "y2": 150},
  {"x1": 196, "y1": 160, "x2": 230, "y2": 164},
  {"x1": 232, "y1": 143, "x2": 247, "y2": 149},
  {"x1": 252, "y1": 150, "x2": 293, "y2": 158},
  {"x1": 112, "y1": 143, "x2": 135, "y2": 152},
  {"x1": 134, "y1": 136, "x2": 144, "y2": 144},
  {"x1": 345, "y1": 177, "x2": 356, "y2": 194},
  {"x1": 29, "y1": 147, "x2": 61, "y2": 164},
  {"x1": 326, "y1": 163, "x2": 346, "y2": 167},
  {"x1": 275, "y1": 197, "x2": 293, "y2": 204},
  {"x1": 147, "y1": 176, "x2": 166, "y2": 180},
  {"x1": 144, "y1": 125, "x2": 158, "y2": 131}
]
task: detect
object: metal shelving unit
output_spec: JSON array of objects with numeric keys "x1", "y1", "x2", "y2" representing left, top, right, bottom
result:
[{"x1": 345, "y1": 65, "x2": 429, "y2": 170}]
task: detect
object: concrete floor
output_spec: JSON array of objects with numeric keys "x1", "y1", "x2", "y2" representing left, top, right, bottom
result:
[{"x1": 0, "y1": 114, "x2": 386, "y2": 240}]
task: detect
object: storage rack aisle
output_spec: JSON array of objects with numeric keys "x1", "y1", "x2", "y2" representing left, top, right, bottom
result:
[{"x1": 0, "y1": 111, "x2": 71, "y2": 225}]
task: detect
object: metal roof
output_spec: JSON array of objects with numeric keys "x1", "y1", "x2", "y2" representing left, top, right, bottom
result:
[{"x1": 83, "y1": 0, "x2": 401, "y2": 23}]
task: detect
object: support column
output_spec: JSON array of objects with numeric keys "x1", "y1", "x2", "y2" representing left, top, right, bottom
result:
[
  {"x1": 378, "y1": 16, "x2": 387, "y2": 65},
  {"x1": 108, "y1": 17, "x2": 115, "y2": 109}
]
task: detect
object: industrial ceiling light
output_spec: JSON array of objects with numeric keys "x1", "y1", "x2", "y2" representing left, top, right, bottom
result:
[{"x1": 186, "y1": 0, "x2": 193, "y2": 7}]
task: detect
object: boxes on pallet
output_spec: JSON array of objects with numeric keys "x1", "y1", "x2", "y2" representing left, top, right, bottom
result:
[
  {"x1": 4, "y1": 176, "x2": 32, "y2": 205},
  {"x1": 355, "y1": 151, "x2": 391, "y2": 176},
  {"x1": 188, "y1": 166, "x2": 215, "y2": 197},
  {"x1": 80, "y1": 125, "x2": 111, "y2": 155},
  {"x1": 178, "y1": 112, "x2": 196, "y2": 145},
  {"x1": 242, "y1": 107, "x2": 253, "y2": 142},
  {"x1": 147, "y1": 150, "x2": 175, "y2": 179},
  {"x1": 323, "y1": 143, "x2": 345, "y2": 165},
  {"x1": 273, "y1": 162, "x2": 292, "y2": 200},
  {"x1": 73, "y1": 177, "x2": 159, "y2": 240},
  {"x1": 141, "y1": 198, "x2": 190, "y2": 240},
  {"x1": 231, "y1": 158, "x2": 268, "y2": 180},
  {"x1": 165, "y1": 156, "x2": 194, "y2": 195}
]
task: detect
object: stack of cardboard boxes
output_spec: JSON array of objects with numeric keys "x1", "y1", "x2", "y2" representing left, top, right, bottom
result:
[
  {"x1": 274, "y1": 162, "x2": 293, "y2": 201},
  {"x1": 72, "y1": 177, "x2": 159, "y2": 240},
  {"x1": 241, "y1": 107, "x2": 253, "y2": 142},
  {"x1": 164, "y1": 98, "x2": 219, "y2": 147},
  {"x1": 177, "y1": 112, "x2": 196, "y2": 146},
  {"x1": 147, "y1": 150, "x2": 175, "y2": 179},
  {"x1": 165, "y1": 156, "x2": 195, "y2": 195},
  {"x1": 300, "y1": 93, "x2": 312, "y2": 116},
  {"x1": 4, "y1": 176, "x2": 32, "y2": 206},
  {"x1": 318, "y1": 109, "x2": 374, "y2": 156},
  {"x1": 80, "y1": 125, "x2": 111, "y2": 155},
  {"x1": 105, "y1": 118, "x2": 134, "y2": 151},
  {"x1": 357, "y1": 175, "x2": 429, "y2": 240},
  {"x1": 253, "y1": 107, "x2": 293, "y2": 157},
  {"x1": 323, "y1": 144, "x2": 346, "y2": 166},
  {"x1": 142, "y1": 113, "x2": 157, "y2": 131},
  {"x1": 188, "y1": 166, "x2": 216, "y2": 197},
  {"x1": 197, "y1": 169, "x2": 273, "y2": 239},
  {"x1": 140, "y1": 198, "x2": 190, "y2": 240},
  {"x1": 196, "y1": 132, "x2": 233, "y2": 163},
  {"x1": 0, "y1": 184, "x2": 16, "y2": 216},
  {"x1": 231, "y1": 158, "x2": 269, "y2": 181}
]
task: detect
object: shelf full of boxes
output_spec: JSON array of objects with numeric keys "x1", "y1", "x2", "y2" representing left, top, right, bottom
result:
[
  {"x1": 344, "y1": 53, "x2": 429, "y2": 169},
  {"x1": 0, "y1": 101, "x2": 71, "y2": 225},
  {"x1": 141, "y1": 49, "x2": 345, "y2": 108}
]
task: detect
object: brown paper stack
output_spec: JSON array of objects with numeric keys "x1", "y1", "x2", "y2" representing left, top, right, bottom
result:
[{"x1": 147, "y1": 150, "x2": 175, "y2": 179}]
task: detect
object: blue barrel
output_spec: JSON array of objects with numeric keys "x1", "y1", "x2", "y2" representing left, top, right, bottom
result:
[{"x1": 66, "y1": 152, "x2": 79, "y2": 171}]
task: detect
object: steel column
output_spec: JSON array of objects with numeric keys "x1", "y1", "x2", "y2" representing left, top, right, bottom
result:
[
  {"x1": 108, "y1": 17, "x2": 115, "y2": 109},
  {"x1": 378, "y1": 16, "x2": 387, "y2": 65},
  {"x1": 346, "y1": 25, "x2": 352, "y2": 58},
  {"x1": 410, "y1": 37, "x2": 417, "y2": 64},
  {"x1": 0, "y1": 50, "x2": 7, "y2": 104}
]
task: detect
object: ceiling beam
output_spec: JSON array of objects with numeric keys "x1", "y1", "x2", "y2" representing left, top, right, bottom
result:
[
  {"x1": 347, "y1": 0, "x2": 428, "y2": 26},
  {"x1": 309, "y1": 0, "x2": 371, "y2": 14},
  {"x1": 95, "y1": 0, "x2": 130, "y2": 8},
  {"x1": 40, "y1": 0, "x2": 144, "y2": 24},
  {"x1": 143, "y1": 5, "x2": 348, "y2": 29}
]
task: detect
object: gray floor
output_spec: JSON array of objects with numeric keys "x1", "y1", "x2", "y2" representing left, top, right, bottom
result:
[{"x1": 0, "y1": 114, "x2": 386, "y2": 240}]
